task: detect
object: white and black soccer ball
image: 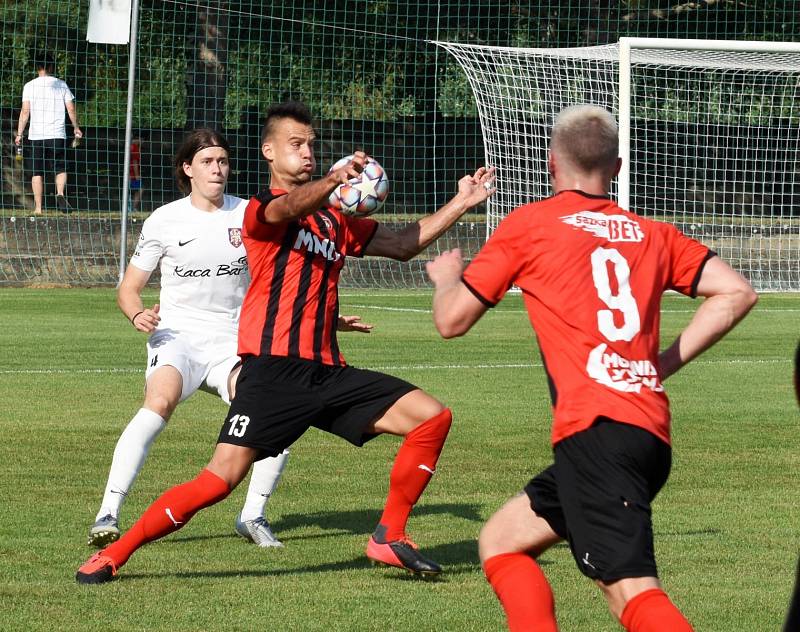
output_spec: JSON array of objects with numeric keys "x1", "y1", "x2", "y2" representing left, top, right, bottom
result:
[{"x1": 327, "y1": 155, "x2": 389, "y2": 217}]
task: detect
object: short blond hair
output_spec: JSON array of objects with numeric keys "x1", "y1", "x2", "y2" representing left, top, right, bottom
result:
[{"x1": 551, "y1": 105, "x2": 618, "y2": 172}]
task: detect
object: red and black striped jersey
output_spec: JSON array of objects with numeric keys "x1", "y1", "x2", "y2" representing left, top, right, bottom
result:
[
  {"x1": 462, "y1": 190, "x2": 713, "y2": 447},
  {"x1": 238, "y1": 189, "x2": 378, "y2": 365}
]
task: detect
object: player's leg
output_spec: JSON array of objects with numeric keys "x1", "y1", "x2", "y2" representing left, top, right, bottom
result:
[
  {"x1": 479, "y1": 493, "x2": 562, "y2": 632},
  {"x1": 367, "y1": 389, "x2": 451, "y2": 546},
  {"x1": 207, "y1": 359, "x2": 289, "y2": 547},
  {"x1": 236, "y1": 450, "x2": 289, "y2": 547},
  {"x1": 555, "y1": 420, "x2": 692, "y2": 631},
  {"x1": 90, "y1": 334, "x2": 198, "y2": 546},
  {"x1": 76, "y1": 443, "x2": 257, "y2": 584},
  {"x1": 89, "y1": 366, "x2": 183, "y2": 546}
]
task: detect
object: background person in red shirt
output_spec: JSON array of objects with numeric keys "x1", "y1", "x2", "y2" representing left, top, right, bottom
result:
[
  {"x1": 76, "y1": 101, "x2": 495, "y2": 584},
  {"x1": 426, "y1": 104, "x2": 757, "y2": 632},
  {"x1": 129, "y1": 134, "x2": 143, "y2": 212}
]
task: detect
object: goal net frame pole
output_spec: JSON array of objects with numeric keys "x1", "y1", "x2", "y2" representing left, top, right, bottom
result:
[
  {"x1": 118, "y1": 0, "x2": 142, "y2": 286},
  {"x1": 617, "y1": 37, "x2": 800, "y2": 210}
]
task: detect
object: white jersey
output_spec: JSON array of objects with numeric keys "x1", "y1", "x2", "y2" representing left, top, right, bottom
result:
[
  {"x1": 21, "y1": 76, "x2": 75, "y2": 140},
  {"x1": 130, "y1": 194, "x2": 249, "y2": 337}
]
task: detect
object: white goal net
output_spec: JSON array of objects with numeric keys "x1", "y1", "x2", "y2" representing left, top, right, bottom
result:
[{"x1": 435, "y1": 39, "x2": 800, "y2": 292}]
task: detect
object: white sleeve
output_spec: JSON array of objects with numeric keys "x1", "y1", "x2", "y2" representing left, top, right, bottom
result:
[
  {"x1": 63, "y1": 82, "x2": 75, "y2": 102},
  {"x1": 21, "y1": 83, "x2": 31, "y2": 103},
  {"x1": 129, "y1": 215, "x2": 163, "y2": 272}
]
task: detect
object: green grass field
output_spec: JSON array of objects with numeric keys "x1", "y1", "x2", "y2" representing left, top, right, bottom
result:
[{"x1": 0, "y1": 288, "x2": 797, "y2": 631}]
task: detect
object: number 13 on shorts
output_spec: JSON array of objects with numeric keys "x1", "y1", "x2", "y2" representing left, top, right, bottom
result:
[{"x1": 227, "y1": 414, "x2": 250, "y2": 437}]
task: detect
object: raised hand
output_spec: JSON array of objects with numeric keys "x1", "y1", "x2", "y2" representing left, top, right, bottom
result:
[
  {"x1": 456, "y1": 166, "x2": 496, "y2": 208},
  {"x1": 330, "y1": 151, "x2": 368, "y2": 184}
]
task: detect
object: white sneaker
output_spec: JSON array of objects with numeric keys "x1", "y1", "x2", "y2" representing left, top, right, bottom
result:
[
  {"x1": 88, "y1": 514, "x2": 120, "y2": 548},
  {"x1": 234, "y1": 513, "x2": 283, "y2": 548}
]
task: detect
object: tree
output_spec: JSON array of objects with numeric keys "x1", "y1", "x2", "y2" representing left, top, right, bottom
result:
[{"x1": 185, "y1": 0, "x2": 228, "y2": 130}]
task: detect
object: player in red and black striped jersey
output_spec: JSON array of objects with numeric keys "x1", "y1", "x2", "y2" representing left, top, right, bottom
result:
[
  {"x1": 427, "y1": 105, "x2": 757, "y2": 631},
  {"x1": 76, "y1": 101, "x2": 495, "y2": 584}
]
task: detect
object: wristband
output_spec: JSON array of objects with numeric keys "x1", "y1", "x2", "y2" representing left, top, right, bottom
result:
[{"x1": 130, "y1": 310, "x2": 144, "y2": 325}]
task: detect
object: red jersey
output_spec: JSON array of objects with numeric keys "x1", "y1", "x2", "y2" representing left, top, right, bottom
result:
[
  {"x1": 129, "y1": 142, "x2": 141, "y2": 178},
  {"x1": 238, "y1": 189, "x2": 378, "y2": 365},
  {"x1": 462, "y1": 190, "x2": 713, "y2": 446}
]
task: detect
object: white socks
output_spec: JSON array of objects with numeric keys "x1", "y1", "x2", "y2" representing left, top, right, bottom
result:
[
  {"x1": 94, "y1": 410, "x2": 289, "y2": 525},
  {"x1": 95, "y1": 408, "x2": 166, "y2": 521},
  {"x1": 239, "y1": 449, "x2": 290, "y2": 522}
]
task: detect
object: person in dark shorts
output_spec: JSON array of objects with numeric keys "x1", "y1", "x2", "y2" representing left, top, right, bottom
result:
[
  {"x1": 14, "y1": 53, "x2": 82, "y2": 214},
  {"x1": 426, "y1": 104, "x2": 757, "y2": 631},
  {"x1": 76, "y1": 101, "x2": 495, "y2": 584}
]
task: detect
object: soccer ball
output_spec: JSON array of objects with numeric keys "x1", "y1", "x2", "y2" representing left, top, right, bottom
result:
[{"x1": 327, "y1": 155, "x2": 389, "y2": 217}]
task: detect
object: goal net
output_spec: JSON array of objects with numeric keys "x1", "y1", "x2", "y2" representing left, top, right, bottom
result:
[{"x1": 435, "y1": 39, "x2": 800, "y2": 292}]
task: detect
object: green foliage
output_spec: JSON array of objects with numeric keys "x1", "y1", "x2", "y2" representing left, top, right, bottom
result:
[{"x1": 1, "y1": 1, "x2": 796, "y2": 130}]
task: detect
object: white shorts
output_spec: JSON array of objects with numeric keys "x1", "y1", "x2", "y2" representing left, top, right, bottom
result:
[{"x1": 145, "y1": 327, "x2": 240, "y2": 404}]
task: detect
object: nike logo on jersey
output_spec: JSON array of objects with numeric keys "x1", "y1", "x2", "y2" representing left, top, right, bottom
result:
[
  {"x1": 165, "y1": 508, "x2": 182, "y2": 527},
  {"x1": 417, "y1": 464, "x2": 435, "y2": 475},
  {"x1": 561, "y1": 211, "x2": 644, "y2": 243},
  {"x1": 178, "y1": 238, "x2": 198, "y2": 247}
]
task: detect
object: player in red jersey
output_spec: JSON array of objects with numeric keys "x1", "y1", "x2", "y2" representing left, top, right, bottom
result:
[
  {"x1": 426, "y1": 105, "x2": 757, "y2": 631},
  {"x1": 76, "y1": 101, "x2": 495, "y2": 584}
]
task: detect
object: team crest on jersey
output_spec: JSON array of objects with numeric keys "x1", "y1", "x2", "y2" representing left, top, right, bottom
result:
[
  {"x1": 228, "y1": 228, "x2": 243, "y2": 248},
  {"x1": 561, "y1": 211, "x2": 644, "y2": 243},
  {"x1": 319, "y1": 215, "x2": 333, "y2": 231}
]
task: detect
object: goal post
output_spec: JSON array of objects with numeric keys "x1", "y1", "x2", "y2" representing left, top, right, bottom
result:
[{"x1": 435, "y1": 38, "x2": 800, "y2": 292}]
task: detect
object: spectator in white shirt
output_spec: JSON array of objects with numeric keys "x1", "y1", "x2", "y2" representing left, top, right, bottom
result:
[{"x1": 14, "y1": 53, "x2": 83, "y2": 214}]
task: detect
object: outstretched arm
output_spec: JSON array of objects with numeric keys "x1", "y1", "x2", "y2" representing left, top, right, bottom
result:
[
  {"x1": 365, "y1": 167, "x2": 495, "y2": 261},
  {"x1": 659, "y1": 256, "x2": 757, "y2": 380},
  {"x1": 260, "y1": 152, "x2": 367, "y2": 224},
  {"x1": 427, "y1": 248, "x2": 489, "y2": 338}
]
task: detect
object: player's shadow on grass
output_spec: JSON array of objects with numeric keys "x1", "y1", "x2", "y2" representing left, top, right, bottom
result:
[
  {"x1": 126, "y1": 540, "x2": 558, "y2": 583},
  {"x1": 274, "y1": 502, "x2": 485, "y2": 538},
  {"x1": 173, "y1": 502, "x2": 484, "y2": 547}
]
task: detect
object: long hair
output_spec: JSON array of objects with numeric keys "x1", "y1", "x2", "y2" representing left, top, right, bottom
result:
[{"x1": 173, "y1": 128, "x2": 232, "y2": 194}]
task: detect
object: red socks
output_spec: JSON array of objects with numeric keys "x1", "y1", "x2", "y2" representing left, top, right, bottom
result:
[
  {"x1": 103, "y1": 468, "x2": 230, "y2": 568},
  {"x1": 377, "y1": 408, "x2": 452, "y2": 541},
  {"x1": 484, "y1": 552, "x2": 558, "y2": 632},
  {"x1": 620, "y1": 588, "x2": 693, "y2": 632}
]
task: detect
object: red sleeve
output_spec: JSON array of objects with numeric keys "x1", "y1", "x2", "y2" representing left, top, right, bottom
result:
[
  {"x1": 340, "y1": 214, "x2": 379, "y2": 258},
  {"x1": 243, "y1": 189, "x2": 288, "y2": 241},
  {"x1": 461, "y1": 210, "x2": 526, "y2": 307},
  {"x1": 663, "y1": 223, "x2": 714, "y2": 297}
]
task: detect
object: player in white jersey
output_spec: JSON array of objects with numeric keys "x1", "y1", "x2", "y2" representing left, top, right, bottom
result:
[{"x1": 88, "y1": 128, "x2": 372, "y2": 548}]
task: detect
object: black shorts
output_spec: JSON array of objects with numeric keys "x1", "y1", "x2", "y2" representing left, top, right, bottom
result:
[
  {"x1": 219, "y1": 354, "x2": 417, "y2": 459},
  {"x1": 28, "y1": 138, "x2": 67, "y2": 176},
  {"x1": 524, "y1": 418, "x2": 671, "y2": 582}
]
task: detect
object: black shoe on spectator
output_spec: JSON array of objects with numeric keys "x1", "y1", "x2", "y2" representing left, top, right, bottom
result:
[{"x1": 56, "y1": 195, "x2": 72, "y2": 213}]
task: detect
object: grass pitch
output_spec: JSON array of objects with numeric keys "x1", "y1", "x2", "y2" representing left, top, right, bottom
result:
[{"x1": 0, "y1": 288, "x2": 797, "y2": 631}]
